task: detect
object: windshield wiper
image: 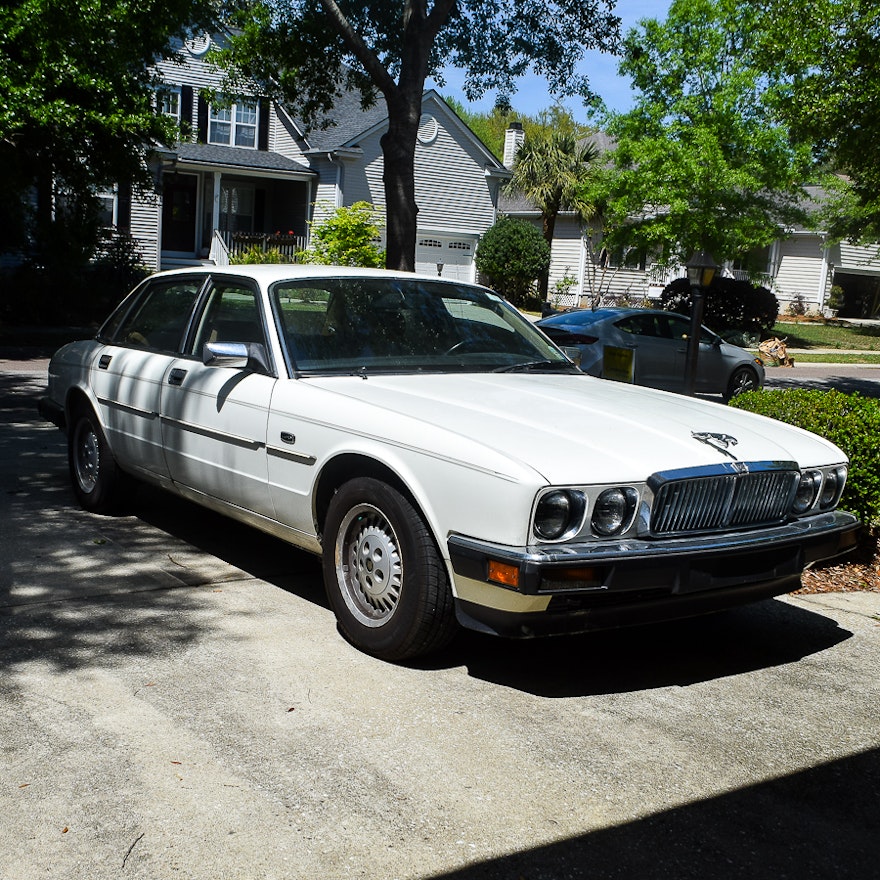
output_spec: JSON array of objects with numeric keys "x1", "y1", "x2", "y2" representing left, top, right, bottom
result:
[{"x1": 492, "y1": 360, "x2": 577, "y2": 374}]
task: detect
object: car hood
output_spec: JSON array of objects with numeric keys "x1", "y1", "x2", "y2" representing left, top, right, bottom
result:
[{"x1": 304, "y1": 372, "x2": 844, "y2": 485}]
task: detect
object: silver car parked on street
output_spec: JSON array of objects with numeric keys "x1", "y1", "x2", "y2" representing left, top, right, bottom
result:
[{"x1": 537, "y1": 307, "x2": 765, "y2": 399}]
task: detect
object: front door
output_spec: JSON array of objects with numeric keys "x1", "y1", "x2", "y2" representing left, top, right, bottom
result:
[{"x1": 162, "y1": 173, "x2": 198, "y2": 254}]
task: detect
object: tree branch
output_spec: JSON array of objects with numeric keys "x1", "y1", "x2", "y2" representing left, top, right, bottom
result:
[{"x1": 317, "y1": 0, "x2": 398, "y2": 97}]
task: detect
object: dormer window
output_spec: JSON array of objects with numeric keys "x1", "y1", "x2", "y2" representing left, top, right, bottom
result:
[{"x1": 209, "y1": 101, "x2": 258, "y2": 148}]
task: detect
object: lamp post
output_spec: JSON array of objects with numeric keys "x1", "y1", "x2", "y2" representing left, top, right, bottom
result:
[
  {"x1": 683, "y1": 250, "x2": 718, "y2": 396},
  {"x1": 436, "y1": 262, "x2": 444, "y2": 276}
]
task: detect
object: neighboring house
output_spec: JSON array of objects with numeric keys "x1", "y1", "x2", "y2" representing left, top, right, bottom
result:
[
  {"x1": 113, "y1": 33, "x2": 509, "y2": 279},
  {"x1": 501, "y1": 130, "x2": 880, "y2": 318}
]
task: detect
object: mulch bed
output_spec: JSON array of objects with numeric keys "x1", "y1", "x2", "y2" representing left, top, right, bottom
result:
[{"x1": 796, "y1": 529, "x2": 880, "y2": 594}]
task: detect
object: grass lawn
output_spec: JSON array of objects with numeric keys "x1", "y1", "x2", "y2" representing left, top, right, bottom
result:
[
  {"x1": 771, "y1": 319, "x2": 880, "y2": 351},
  {"x1": 778, "y1": 351, "x2": 880, "y2": 364}
]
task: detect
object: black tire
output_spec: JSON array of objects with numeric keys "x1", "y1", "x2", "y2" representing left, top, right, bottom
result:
[
  {"x1": 67, "y1": 404, "x2": 125, "y2": 513},
  {"x1": 322, "y1": 477, "x2": 457, "y2": 661},
  {"x1": 725, "y1": 366, "x2": 759, "y2": 401}
]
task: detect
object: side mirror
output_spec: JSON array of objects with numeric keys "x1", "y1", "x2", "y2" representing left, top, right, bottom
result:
[{"x1": 202, "y1": 341, "x2": 270, "y2": 374}]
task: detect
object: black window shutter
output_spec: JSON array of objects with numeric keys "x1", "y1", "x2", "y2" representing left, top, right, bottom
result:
[
  {"x1": 197, "y1": 95, "x2": 208, "y2": 143},
  {"x1": 181, "y1": 85, "x2": 193, "y2": 130},
  {"x1": 258, "y1": 98, "x2": 269, "y2": 151},
  {"x1": 117, "y1": 181, "x2": 132, "y2": 233}
]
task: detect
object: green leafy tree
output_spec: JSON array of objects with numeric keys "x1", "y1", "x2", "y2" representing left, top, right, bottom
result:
[
  {"x1": 755, "y1": 0, "x2": 880, "y2": 244},
  {"x1": 215, "y1": 0, "x2": 620, "y2": 272},
  {"x1": 506, "y1": 108, "x2": 600, "y2": 297},
  {"x1": 443, "y1": 97, "x2": 537, "y2": 161},
  {"x1": 298, "y1": 202, "x2": 385, "y2": 267},
  {"x1": 475, "y1": 216, "x2": 550, "y2": 307},
  {"x1": 590, "y1": 0, "x2": 812, "y2": 268},
  {"x1": 0, "y1": 0, "x2": 216, "y2": 264}
]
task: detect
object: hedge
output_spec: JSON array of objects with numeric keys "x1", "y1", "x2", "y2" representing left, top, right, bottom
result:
[{"x1": 730, "y1": 388, "x2": 880, "y2": 527}]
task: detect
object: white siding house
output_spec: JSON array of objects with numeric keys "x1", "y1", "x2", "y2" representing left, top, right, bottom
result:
[
  {"x1": 118, "y1": 37, "x2": 509, "y2": 275},
  {"x1": 502, "y1": 133, "x2": 880, "y2": 318}
]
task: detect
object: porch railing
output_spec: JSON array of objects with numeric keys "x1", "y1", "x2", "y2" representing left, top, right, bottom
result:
[{"x1": 217, "y1": 231, "x2": 308, "y2": 263}]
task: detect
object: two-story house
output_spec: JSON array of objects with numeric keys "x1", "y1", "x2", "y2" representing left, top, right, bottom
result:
[{"x1": 115, "y1": 33, "x2": 508, "y2": 280}]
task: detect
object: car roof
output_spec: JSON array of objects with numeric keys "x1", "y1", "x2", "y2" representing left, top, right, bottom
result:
[
  {"x1": 147, "y1": 264, "x2": 484, "y2": 287},
  {"x1": 539, "y1": 307, "x2": 644, "y2": 326},
  {"x1": 540, "y1": 307, "x2": 697, "y2": 326}
]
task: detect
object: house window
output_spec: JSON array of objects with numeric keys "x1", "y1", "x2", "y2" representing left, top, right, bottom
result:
[
  {"x1": 157, "y1": 88, "x2": 181, "y2": 120},
  {"x1": 97, "y1": 191, "x2": 116, "y2": 228},
  {"x1": 220, "y1": 183, "x2": 255, "y2": 233},
  {"x1": 607, "y1": 246, "x2": 647, "y2": 271},
  {"x1": 418, "y1": 239, "x2": 443, "y2": 248},
  {"x1": 448, "y1": 241, "x2": 472, "y2": 252},
  {"x1": 209, "y1": 101, "x2": 258, "y2": 148}
]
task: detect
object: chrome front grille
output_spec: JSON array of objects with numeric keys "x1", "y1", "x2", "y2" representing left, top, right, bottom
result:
[{"x1": 649, "y1": 464, "x2": 799, "y2": 536}]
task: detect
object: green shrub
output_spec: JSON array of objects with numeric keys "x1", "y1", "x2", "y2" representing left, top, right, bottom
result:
[
  {"x1": 660, "y1": 276, "x2": 779, "y2": 336},
  {"x1": 730, "y1": 389, "x2": 880, "y2": 526},
  {"x1": 475, "y1": 216, "x2": 550, "y2": 308},
  {"x1": 231, "y1": 245, "x2": 287, "y2": 264},
  {"x1": 298, "y1": 201, "x2": 385, "y2": 268}
]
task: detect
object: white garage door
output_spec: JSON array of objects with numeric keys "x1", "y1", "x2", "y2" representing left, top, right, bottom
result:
[{"x1": 415, "y1": 237, "x2": 475, "y2": 282}]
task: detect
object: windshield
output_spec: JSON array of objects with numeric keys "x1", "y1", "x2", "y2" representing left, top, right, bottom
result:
[{"x1": 270, "y1": 277, "x2": 575, "y2": 375}]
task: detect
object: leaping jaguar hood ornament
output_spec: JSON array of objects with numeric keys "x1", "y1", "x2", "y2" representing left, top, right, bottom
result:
[{"x1": 692, "y1": 431, "x2": 739, "y2": 459}]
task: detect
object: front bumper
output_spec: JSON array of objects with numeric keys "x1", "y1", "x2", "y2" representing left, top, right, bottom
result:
[{"x1": 448, "y1": 510, "x2": 860, "y2": 638}]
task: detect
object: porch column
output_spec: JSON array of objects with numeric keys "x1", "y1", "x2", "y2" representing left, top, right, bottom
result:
[
  {"x1": 212, "y1": 171, "x2": 222, "y2": 241},
  {"x1": 818, "y1": 235, "x2": 831, "y2": 310},
  {"x1": 577, "y1": 232, "x2": 588, "y2": 307}
]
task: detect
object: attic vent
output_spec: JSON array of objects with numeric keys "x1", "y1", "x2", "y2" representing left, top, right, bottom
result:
[
  {"x1": 418, "y1": 238, "x2": 443, "y2": 248},
  {"x1": 185, "y1": 33, "x2": 211, "y2": 55},
  {"x1": 417, "y1": 114, "x2": 439, "y2": 145}
]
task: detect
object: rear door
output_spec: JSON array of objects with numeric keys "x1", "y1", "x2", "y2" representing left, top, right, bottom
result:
[
  {"x1": 614, "y1": 313, "x2": 681, "y2": 391},
  {"x1": 159, "y1": 277, "x2": 276, "y2": 518},
  {"x1": 92, "y1": 276, "x2": 204, "y2": 480}
]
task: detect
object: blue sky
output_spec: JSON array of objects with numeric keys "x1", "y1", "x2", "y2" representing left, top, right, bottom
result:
[{"x1": 431, "y1": 0, "x2": 673, "y2": 118}]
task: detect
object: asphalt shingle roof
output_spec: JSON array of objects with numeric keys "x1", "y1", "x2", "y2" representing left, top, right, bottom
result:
[
  {"x1": 175, "y1": 142, "x2": 315, "y2": 174},
  {"x1": 292, "y1": 90, "x2": 389, "y2": 151}
]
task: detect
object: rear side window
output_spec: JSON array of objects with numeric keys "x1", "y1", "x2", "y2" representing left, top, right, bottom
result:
[{"x1": 113, "y1": 279, "x2": 202, "y2": 353}]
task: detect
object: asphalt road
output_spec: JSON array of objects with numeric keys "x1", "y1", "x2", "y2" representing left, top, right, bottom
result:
[
  {"x1": 763, "y1": 361, "x2": 880, "y2": 397},
  {"x1": 2, "y1": 354, "x2": 879, "y2": 880}
]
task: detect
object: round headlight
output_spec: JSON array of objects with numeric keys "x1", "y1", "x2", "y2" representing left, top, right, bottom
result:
[
  {"x1": 591, "y1": 487, "x2": 638, "y2": 537},
  {"x1": 820, "y1": 466, "x2": 847, "y2": 509},
  {"x1": 793, "y1": 470, "x2": 822, "y2": 514},
  {"x1": 534, "y1": 490, "x2": 585, "y2": 541}
]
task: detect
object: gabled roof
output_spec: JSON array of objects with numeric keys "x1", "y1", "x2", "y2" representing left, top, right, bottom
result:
[{"x1": 292, "y1": 88, "x2": 507, "y2": 172}]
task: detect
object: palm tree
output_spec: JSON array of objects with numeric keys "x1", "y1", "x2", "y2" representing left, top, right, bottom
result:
[{"x1": 508, "y1": 116, "x2": 599, "y2": 299}]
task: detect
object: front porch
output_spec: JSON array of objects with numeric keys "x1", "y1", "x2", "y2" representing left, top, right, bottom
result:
[{"x1": 154, "y1": 143, "x2": 315, "y2": 270}]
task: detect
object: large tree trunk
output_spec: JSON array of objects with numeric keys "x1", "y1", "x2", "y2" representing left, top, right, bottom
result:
[{"x1": 381, "y1": 95, "x2": 420, "y2": 272}]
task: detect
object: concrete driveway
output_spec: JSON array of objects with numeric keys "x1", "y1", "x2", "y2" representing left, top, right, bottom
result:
[{"x1": 2, "y1": 354, "x2": 878, "y2": 880}]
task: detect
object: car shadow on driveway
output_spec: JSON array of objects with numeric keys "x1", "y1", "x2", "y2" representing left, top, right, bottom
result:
[{"x1": 427, "y1": 598, "x2": 851, "y2": 698}]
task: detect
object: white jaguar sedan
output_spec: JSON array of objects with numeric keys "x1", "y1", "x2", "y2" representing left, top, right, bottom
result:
[{"x1": 40, "y1": 266, "x2": 859, "y2": 661}]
